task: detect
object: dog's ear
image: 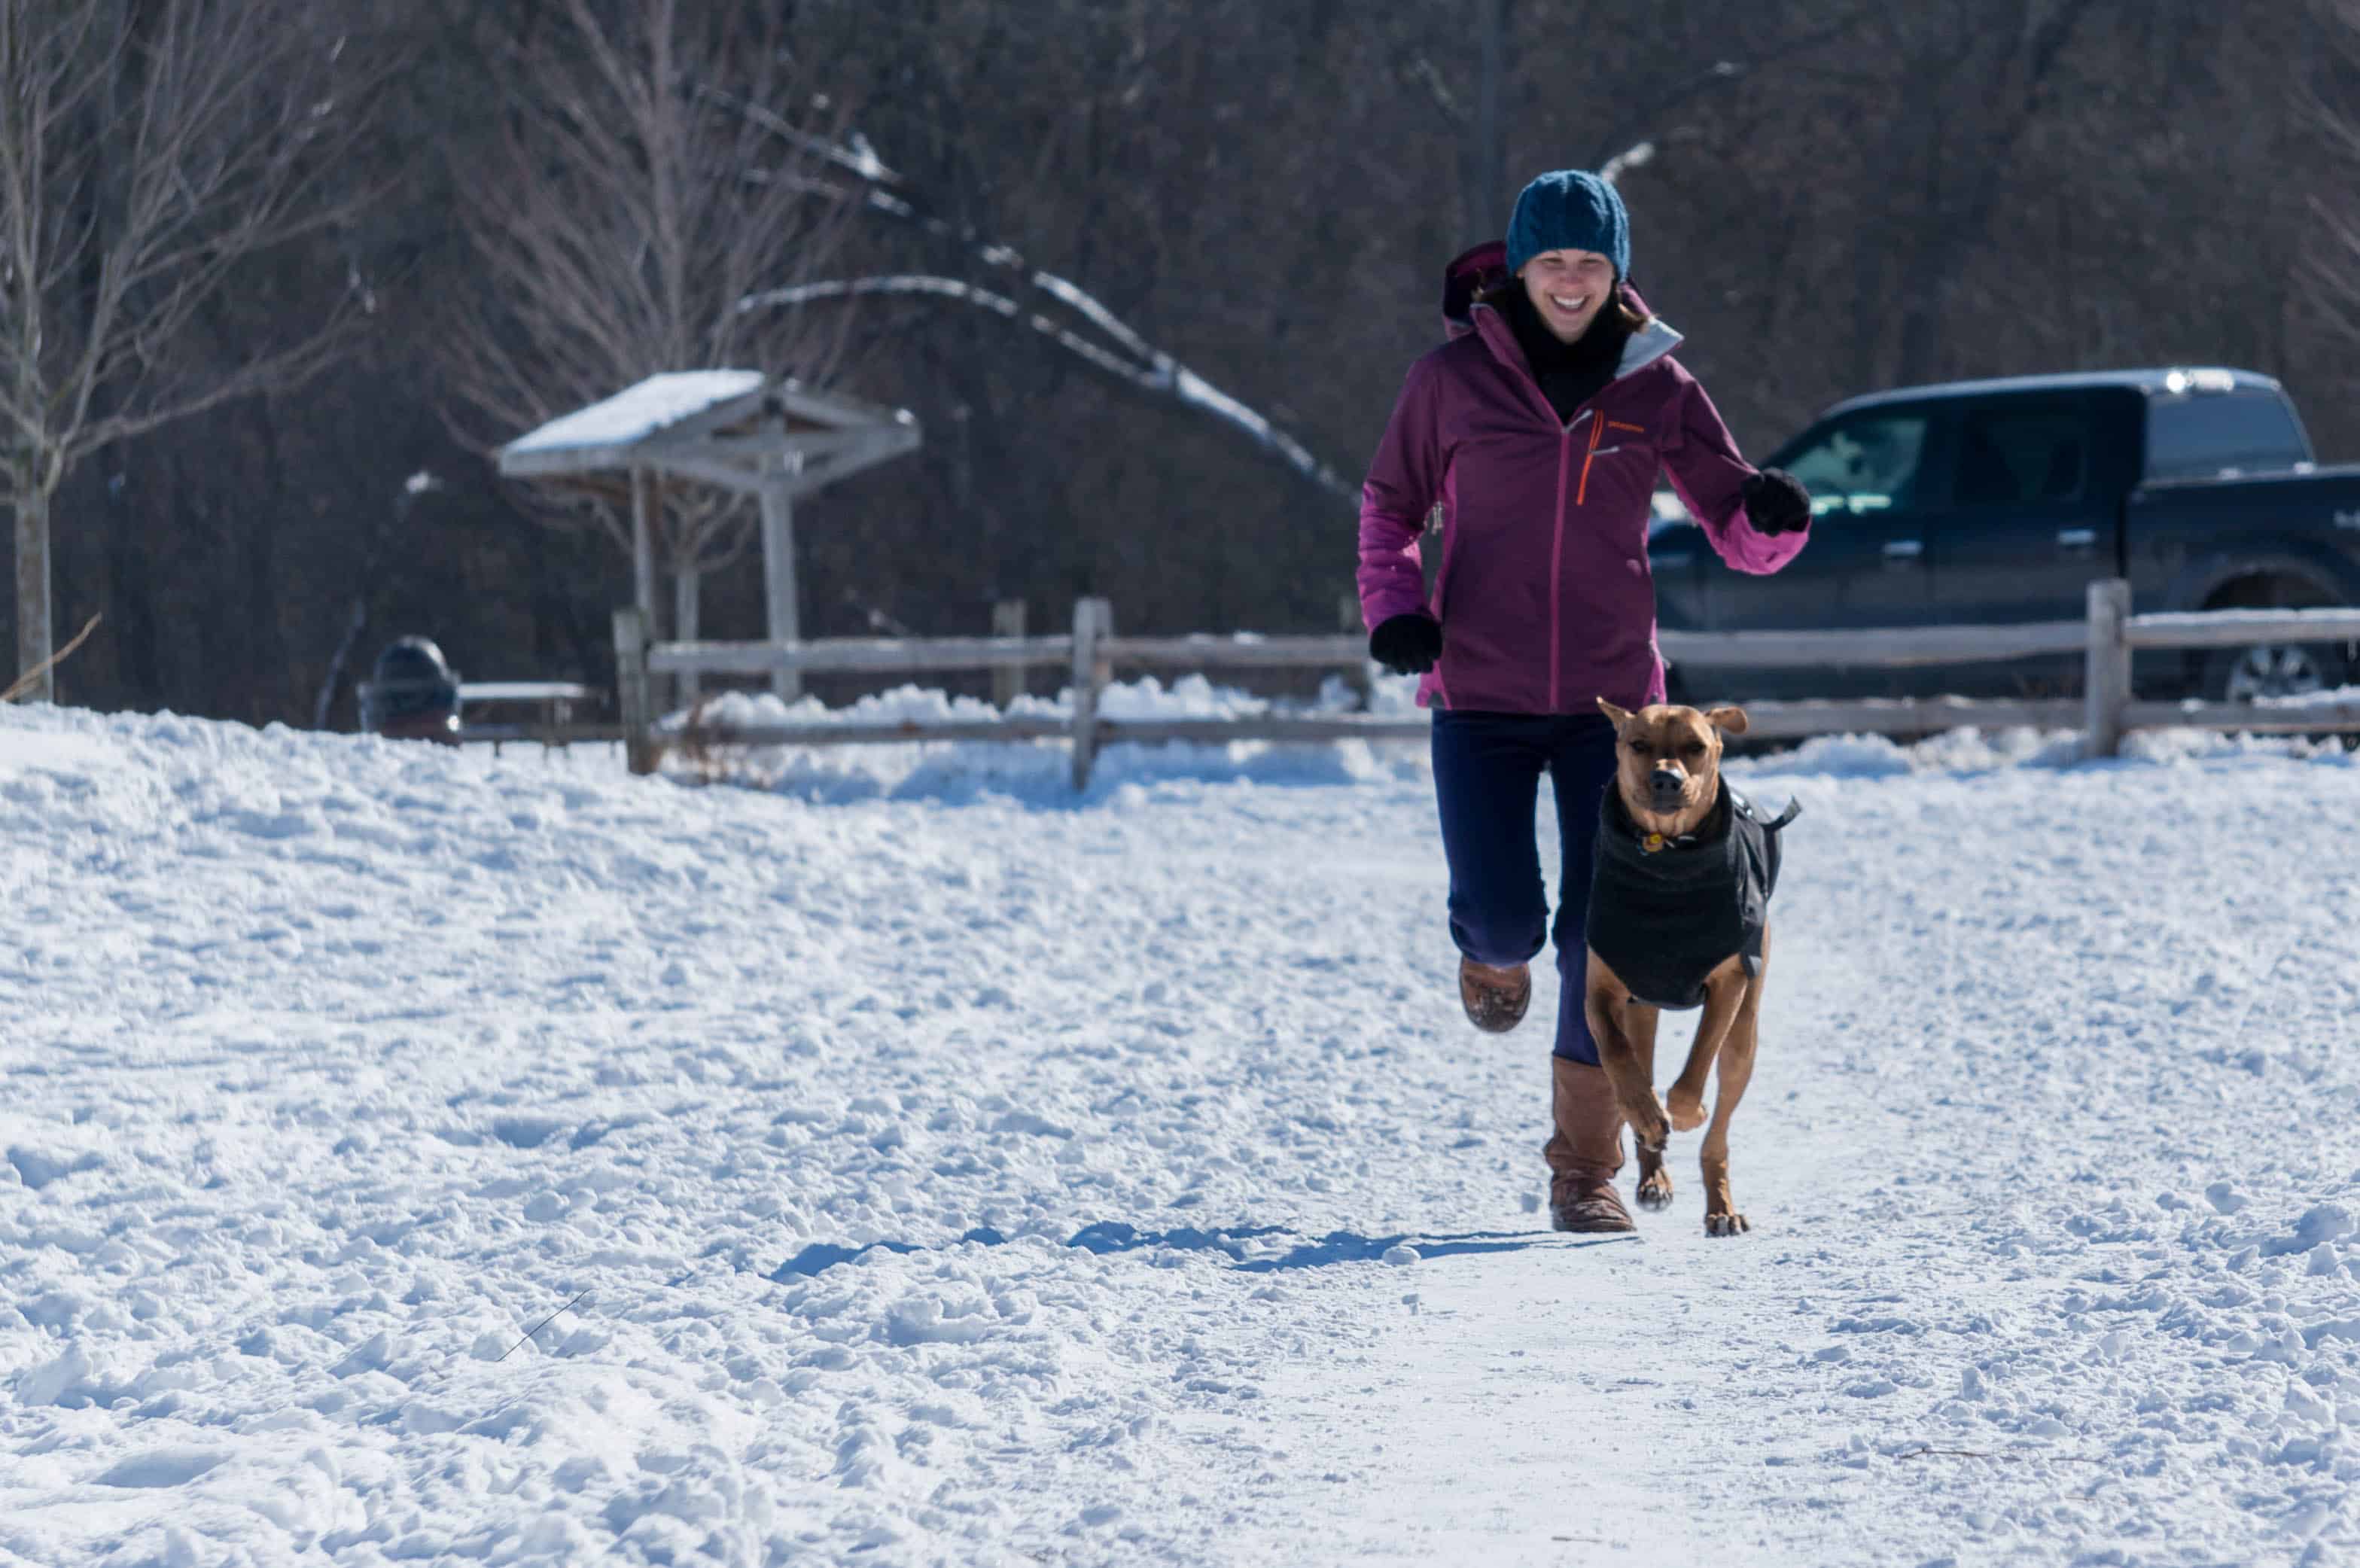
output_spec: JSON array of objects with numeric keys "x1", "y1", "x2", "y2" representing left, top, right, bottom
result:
[
  {"x1": 1705, "y1": 705, "x2": 1749, "y2": 736},
  {"x1": 1596, "y1": 698, "x2": 1634, "y2": 730}
]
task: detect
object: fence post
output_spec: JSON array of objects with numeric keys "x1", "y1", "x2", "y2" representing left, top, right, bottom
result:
[
  {"x1": 2083, "y1": 577, "x2": 2132, "y2": 760},
  {"x1": 992, "y1": 598, "x2": 1027, "y2": 709},
  {"x1": 614, "y1": 606, "x2": 656, "y2": 777},
  {"x1": 759, "y1": 475, "x2": 803, "y2": 704},
  {"x1": 1338, "y1": 592, "x2": 1372, "y2": 711},
  {"x1": 1070, "y1": 597, "x2": 1113, "y2": 791}
]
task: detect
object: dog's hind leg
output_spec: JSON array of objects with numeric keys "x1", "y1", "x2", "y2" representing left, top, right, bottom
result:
[
  {"x1": 1625, "y1": 1005, "x2": 1675, "y2": 1210},
  {"x1": 1701, "y1": 938, "x2": 1769, "y2": 1238},
  {"x1": 1665, "y1": 956, "x2": 1749, "y2": 1133}
]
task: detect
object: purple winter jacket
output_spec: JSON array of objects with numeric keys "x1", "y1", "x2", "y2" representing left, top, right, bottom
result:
[{"x1": 1357, "y1": 242, "x2": 1807, "y2": 714}]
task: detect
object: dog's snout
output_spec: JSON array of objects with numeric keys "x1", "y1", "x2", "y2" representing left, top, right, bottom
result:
[{"x1": 1649, "y1": 766, "x2": 1686, "y2": 799}]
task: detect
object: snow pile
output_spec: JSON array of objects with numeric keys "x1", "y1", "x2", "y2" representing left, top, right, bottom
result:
[
  {"x1": 656, "y1": 668, "x2": 2352, "y2": 801},
  {"x1": 5, "y1": 700, "x2": 2360, "y2": 1564},
  {"x1": 1763, "y1": 726, "x2": 2084, "y2": 777},
  {"x1": 2257, "y1": 683, "x2": 2360, "y2": 710},
  {"x1": 665, "y1": 673, "x2": 1422, "y2": 802},
  {"x1": 671, "y1": 671, "x2": 1390, "y2": 732}
]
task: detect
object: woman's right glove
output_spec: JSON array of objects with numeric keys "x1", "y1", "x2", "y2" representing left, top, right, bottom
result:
[
  {"x1": 1369, "y1": 613, "x2": 1443, "y2": 675},
  {"x1": 1740, "y1": 467, "x2": 1813, "y2": 534}
]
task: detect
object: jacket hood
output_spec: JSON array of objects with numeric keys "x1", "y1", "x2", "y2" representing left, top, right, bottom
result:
[{"x1": 1441, "y1": 242, "x2": 1509, "y2": 338}]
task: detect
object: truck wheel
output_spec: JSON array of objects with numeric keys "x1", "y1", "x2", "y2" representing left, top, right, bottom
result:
[{"x1": 2200, "y1": 641, "x2": 2350, "y2": 703}]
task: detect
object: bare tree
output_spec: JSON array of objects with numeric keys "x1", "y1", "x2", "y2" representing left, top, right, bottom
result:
[
  {"x1": 0, "y1": 0, "x2": 373, "y2": 702},
  {"x1": 2305, "y1": 2, "x2": 2360, "y2": 349},
  {"x1": 437, "y1": 0, "x2": 858, "y2": 659}
]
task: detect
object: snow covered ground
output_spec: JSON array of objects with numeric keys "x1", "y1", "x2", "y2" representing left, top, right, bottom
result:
[{"x1": 5, "y1": 697, "x2": 2360, "y2": 1566}]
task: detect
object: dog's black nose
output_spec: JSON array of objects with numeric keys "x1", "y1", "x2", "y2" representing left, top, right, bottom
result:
[{"x1": 1649, "y1": 768, "x2": 1685, "y2": 799}]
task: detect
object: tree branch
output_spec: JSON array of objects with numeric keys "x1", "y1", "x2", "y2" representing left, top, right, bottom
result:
[
  {"x1": 726, "y1": 108, "x2": 1357, "y2": 507},
  {"x1": 1585, "y1": 10, "x2": 1877, "y2": 170},
  {"x1": 740, "y1": 274, "x2": 1351, "y2": 504}
]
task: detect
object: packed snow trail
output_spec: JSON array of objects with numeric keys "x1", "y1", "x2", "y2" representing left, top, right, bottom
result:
[{"x1": 5, "y1": 704, "x2": 2360, "y2": 1566}]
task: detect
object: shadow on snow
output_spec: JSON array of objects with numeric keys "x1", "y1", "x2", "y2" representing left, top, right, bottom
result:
[{"x1": 767, "y1": 1219, "x2": 1631, "y2": 1281}]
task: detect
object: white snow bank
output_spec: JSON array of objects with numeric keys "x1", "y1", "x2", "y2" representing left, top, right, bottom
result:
[
  {"x1": 640, "y1": 671, "x2": 2352, "y2": 800},
  {"x1": 2257, "y1": 682, "x2": 2360, "y2": 709},
  {"x1": 662, "y1": 673, "x2": 1424, "y2": 801},
  {"x1": 8, "y1": 700, "x2": 2360, "y2": 1564}
]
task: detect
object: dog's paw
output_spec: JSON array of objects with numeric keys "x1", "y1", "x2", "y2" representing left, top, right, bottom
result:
[
  {"x1": 1704, "y1": 1211, "x2": 1751, "y2": 1238},
  {"x1": 1666, "y1": 1085, "x2": 1707, "y2": 1132},
  {"x1": 1624, "y1": 1095, "x2": 1672, "y2": 1153},
  {"x1": 1636, "y1": 1168, "x2": 1674, "y2": 1210}
]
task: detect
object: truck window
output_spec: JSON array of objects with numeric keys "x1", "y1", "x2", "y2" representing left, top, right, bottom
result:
[
  {"x1": 1780, "y1": 412, "x2": 1930, "y2": 520},
  {"x1": 2145, "y1": 388, "x2": 2312, "y2": 480},
  {"x1": 1954, "y1": 404, "x2": 2092, "y2": 507}
]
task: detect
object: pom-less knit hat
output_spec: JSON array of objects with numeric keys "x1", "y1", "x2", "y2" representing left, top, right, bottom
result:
[{"x1": 1506, "y1": 170, "x2": 1631, "y2": 280}]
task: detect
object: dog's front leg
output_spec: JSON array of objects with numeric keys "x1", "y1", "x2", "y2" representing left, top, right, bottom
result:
[
  {"x1": 1666, "y1": 957, "x2": 1749, "y2": 1132},
  {"x1": 1622, "y1": 1004, "x2": 1674, "y2": 1209},
  {"x1": 1585, "y1": 951, "x2": 1670, "y2": 1155}
]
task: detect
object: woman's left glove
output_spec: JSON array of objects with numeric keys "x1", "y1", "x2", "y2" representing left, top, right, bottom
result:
[
  {"x1": 1369, "y1": 613, "x2": 1443, "y2": 675},
  {"x1": 1740, "y1": 468, "x2": 1812, "y2": 534}
]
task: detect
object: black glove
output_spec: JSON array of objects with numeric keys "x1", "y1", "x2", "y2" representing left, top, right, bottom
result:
[
  {"x1": 1369, "y1": 613, "x2": 1443, "y2": 675},
  {"x1": 1740, "y1": 467, "x2": 1812, "y2": 535}
]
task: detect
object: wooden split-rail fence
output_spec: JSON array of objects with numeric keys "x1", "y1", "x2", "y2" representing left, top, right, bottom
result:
[{"x1": 608, "y1": 580, "x2": 2360, "y2": 788}]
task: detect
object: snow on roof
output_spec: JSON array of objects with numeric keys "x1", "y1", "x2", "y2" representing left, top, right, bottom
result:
[{"x1": 502, "y1": 370, "x2": 765, "y2": 459}]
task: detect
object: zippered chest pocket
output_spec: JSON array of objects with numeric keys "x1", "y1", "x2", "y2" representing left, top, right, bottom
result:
[{"x1": 1576, "y1": 419, "x2": 1651, "y2": 505}]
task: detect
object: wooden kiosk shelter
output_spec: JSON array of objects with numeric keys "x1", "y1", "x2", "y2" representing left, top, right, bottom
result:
[{"x1": 497, "y1": 371, "x2": 921, "y2": 699}]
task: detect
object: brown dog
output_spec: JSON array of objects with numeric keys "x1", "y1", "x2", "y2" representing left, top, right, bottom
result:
[{"x1": 1585, "y1": 699, "x2": 1791, "y2": 1237}]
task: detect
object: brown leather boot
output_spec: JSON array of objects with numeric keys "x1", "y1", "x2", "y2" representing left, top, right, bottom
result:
[
  {"x1": 1459, "y1": 955, "x2": 1532, "y2": 1034},
  {"x1": 1543, "y1": 1057, "x2": 1636, "y2": 1233}
]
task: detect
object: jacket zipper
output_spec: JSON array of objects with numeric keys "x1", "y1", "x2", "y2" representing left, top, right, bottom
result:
[{"x1": 1548, "y1": 427, "x2": 1573, "y2": 711}]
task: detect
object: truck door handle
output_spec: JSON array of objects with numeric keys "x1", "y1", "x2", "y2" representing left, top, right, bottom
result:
[
  {"x1": 2057, "y1": 528, "x2": 2097, "y2": 550},
  {"x1": 1882, "y1": 539, "x2": 1923, "y2": 559}
]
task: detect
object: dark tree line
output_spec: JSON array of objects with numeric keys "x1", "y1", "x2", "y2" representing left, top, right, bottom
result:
[{"x1": 8, "y1": 0, "x2": 2360, "y2": 725}]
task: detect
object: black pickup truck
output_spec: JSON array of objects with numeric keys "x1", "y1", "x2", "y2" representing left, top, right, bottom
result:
[{"x1": 1650, "y1": 367, "x2": 2360, "y2": 702}]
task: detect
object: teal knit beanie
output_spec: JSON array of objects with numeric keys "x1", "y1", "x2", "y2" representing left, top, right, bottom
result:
[{"x1": 1506, "y1": 170, "x2": 1631, "y2": 279}]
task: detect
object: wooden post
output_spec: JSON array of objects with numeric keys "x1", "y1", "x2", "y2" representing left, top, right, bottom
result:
[
  {"x1": 992, "y1": 598, "x2": 1027, "y2": 708},
  {"x1": 760, "y1": 471, "x2": 802, "y2": 703},
  {"x1": 630, "y1": 467, "x2": 659, "y2": 634},
  {"x1": 631, "y1": 467, "x2": 662, "y2": 711},
  {"x1": 2084, "y1": 577, "x2": 2133, "y2": 760},
  {"x1": 614, "y1": 606, "x2": 656, "y2": 776},
  {"x1": 1339, "y1": 592, "x2": 1372, "y2": 711},
  {"x1": 1070, "y1": 597, "x2": 1113, "y2": 791},
  {"x1": 674, "y1": 568, "x2": 702, "y2": 705}
]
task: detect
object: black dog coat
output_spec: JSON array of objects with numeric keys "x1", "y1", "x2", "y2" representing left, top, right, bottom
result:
[{"x1": 1586, "y1": 782, "x2": 1799, "y2": 1012}]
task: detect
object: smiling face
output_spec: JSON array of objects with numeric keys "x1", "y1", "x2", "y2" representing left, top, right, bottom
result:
[
  {"x1": 1519, "y1": 247, "x2": 1617, "y2": 342},
  {"x1": 1597, "y1": 700, "x2": 1749, "y2": 833}
]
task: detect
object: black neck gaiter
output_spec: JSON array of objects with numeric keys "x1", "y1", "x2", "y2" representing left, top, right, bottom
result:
[{"x1": 1502, "y1": 285, "x2": 1631, "y2": 423}]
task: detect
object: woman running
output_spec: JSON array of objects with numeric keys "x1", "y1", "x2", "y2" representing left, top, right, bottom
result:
[{"x1": 1355, "y1": 169, "x2": 1813, "y2": 1232}]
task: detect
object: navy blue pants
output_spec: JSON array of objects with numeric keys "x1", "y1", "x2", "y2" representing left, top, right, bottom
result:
[{"x1": 1430, "y1": 710, "x2": 1619, "y2": 1064}]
